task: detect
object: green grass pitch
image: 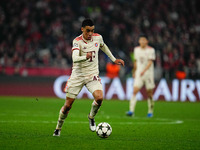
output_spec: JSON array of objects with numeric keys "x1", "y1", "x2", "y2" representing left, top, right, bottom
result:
[{"x1": 0, "y1": 96, "x2": 200, "y2": 150}]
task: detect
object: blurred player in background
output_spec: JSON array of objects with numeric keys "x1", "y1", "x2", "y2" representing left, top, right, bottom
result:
[
  {"x1": 126, "y1": 35, "x2": 155, "y2": 118},
  {"x1": 53, "y1": 18, "x2": 124, "y2": 136}
]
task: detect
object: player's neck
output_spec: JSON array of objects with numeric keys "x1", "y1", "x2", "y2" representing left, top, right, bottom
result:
[
  {"x1": 82, "y1": 34, "x2": 92, "y2": 42},
  {"x1": 140, "y1": 45, "x2": 147, "y2": 49}
]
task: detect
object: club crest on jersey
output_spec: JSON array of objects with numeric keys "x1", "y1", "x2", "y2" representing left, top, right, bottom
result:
[{"x1": 95, "y1": 43, "x2": 98, "y2": 47}]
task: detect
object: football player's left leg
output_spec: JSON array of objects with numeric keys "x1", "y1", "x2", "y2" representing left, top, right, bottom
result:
[
  {"x1": 53, "y1": 97, "x2": 75, "y2": 136},
  {"x1": 53, "y1": 107, "x2": 67, "y2": 136},
  {"x1": 147, "y1": 89, "x2": 154, "y2": 117}
]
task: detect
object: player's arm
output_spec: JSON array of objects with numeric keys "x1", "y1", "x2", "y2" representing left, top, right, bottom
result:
[
  {"x1": 140, "y1": 60, "x2": 153, "y2": 76},
  {"x1": 100, "y1": 44, "x2": 124, "y2": 66},
  {"x1": 72, "y1": 50, "x2": 92, "y2": 63},
  {"x1": 72, "y1": 39, "x2": 92, "y2": 63},
  {"x1": 133, "y1": 60, "x2": 137, "y2": 78},
  {"x1": 133, "y1": 48, "x2": 137, "y2": 78}
]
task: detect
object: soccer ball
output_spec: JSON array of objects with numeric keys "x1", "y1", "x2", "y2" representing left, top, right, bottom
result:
[{"x1": 96, "y1": 122, "x2": 112, "y2": 138}]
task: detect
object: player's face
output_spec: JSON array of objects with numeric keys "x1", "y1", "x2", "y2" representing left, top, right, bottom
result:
[
  {"x1": 81, "y1": 26, "x2": 95, "y2": 40},
  {"x1": 139, "y1": 37, "x2": 148, "y2": 48}
]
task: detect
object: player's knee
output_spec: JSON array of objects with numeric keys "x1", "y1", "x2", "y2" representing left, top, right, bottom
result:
[
  {"x1": 133, "y1": 87, "x2": 140, "y2": 96},
  {"x1": 97, "y1": 94, "x2": 103, "y2": 100},
  {"x1": 133, "y1": 91, "x2": 137, "y2": 96},
  {"x1": 148, "y1": 95, "x2": 153, "y2": 99},
  {"x1": 133, "y1": 90, "x2": 139, "y2": 96},
  {"x1": 94, "y1": 91, "x2": 103, "y2": 100},
  {"x1": 147, "y1": 90, "x2": 153, "y2": 98}
]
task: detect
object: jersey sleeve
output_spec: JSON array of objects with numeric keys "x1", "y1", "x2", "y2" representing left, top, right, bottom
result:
[
  {"x1": 72, "y1": 50, "x2": 87, "y2": 63},
  {"x1": 72, "y1": 39, "x2": 80, "y2": 51},
  {"x1": 100, "y1": 44, "x2": 116, "y2": 62},
  {"x1": 148, "y1": 48, "x2": 156, "y2": 60},
  {"x1": 134, "y1": 48, "x2": 138, "y2": 61}
]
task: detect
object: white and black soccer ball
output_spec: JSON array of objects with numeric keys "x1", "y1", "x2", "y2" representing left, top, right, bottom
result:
[{"x1": 96, "y1": 122, "x2": 112, "y2": 138}]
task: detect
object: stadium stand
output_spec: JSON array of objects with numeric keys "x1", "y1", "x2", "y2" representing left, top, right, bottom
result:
[{"x1": 0, "y1": 0, "x2": 200, "y2": 79}]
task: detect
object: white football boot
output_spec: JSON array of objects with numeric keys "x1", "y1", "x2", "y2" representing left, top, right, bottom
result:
[{"x1": 88, "y1": 115, "x2": 96, "y2": 132}]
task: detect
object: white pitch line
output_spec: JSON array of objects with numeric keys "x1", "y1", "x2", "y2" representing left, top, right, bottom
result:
[
  {"x1": 0, "y1": 120, "x2": 183, "y2": 125},
  {"x1": 0, "y1": 113, "x2": 184, "y2": 125}
]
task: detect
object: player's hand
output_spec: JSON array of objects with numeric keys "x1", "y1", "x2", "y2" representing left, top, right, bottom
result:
[
  {"x1": 86, "y1": 52, "x2": 92, "y2": 59},
  {"x1": 132, "y1": 72, "x2": 135, "y2": 78},
  {"x1": 140, "y1": 71, "x2": 145, "y2": 76},
  {"x1": 114, "y1": 59, "x2": 125, "y2": 66}
]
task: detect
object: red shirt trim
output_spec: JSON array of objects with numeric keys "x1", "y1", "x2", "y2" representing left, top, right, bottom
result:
[
  {"x1": 75, "y1": 36, "x2": 82, "y2": 41},
  {"x1": 92, "y1": 33, "x2": 100, "y2": 36},
  {"x1": 72, "y1": 48, "x2": 80, "y2": 51},
  {"x1": 75, "y1": 35, "x2": 87, "y2": 44}
]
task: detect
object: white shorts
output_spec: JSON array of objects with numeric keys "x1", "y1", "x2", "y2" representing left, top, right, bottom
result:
[
  {"x1": 134, "y1": 74, "x2": 155, "y2": 90},
  {"x1": 65, "y1": 75, "x2": 102, "y2": 99}
]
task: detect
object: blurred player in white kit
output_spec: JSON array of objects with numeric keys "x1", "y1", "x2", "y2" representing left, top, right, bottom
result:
[
  {"x1": 53, "y1": 18, "x2": 124, "y2": 136},
  {"x1": 126, "y1": 35, "x2": 155, "y2": 118}
]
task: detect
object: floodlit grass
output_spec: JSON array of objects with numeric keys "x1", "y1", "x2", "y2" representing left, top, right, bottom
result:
[{"x1": 0, "y1": 96, "x2": 200, "y2": 150}]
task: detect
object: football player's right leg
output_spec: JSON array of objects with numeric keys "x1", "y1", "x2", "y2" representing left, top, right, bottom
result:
[
  {"x1": 127, "y1": 86, "x2": 140, "y2": 116},
  {"x1": 53, "y1": 96, "x2": 75, "y2": 136}
]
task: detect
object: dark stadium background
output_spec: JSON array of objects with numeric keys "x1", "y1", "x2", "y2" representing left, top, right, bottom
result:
[
  {"x1": 0, "y1": 0, "x2": 200, "y2": 101},
  {"x1": 0, "y1": 1, "x2": 200, "y2": 150}
]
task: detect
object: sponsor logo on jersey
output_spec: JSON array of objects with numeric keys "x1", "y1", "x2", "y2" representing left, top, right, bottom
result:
[{"x1": 95, "y1": 43, "x2": 98, "y2": 47}]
